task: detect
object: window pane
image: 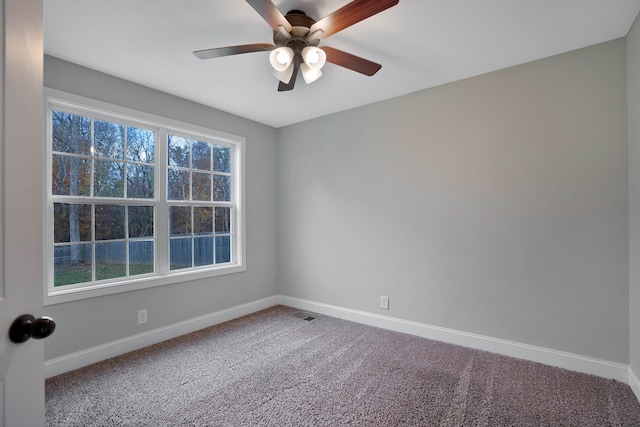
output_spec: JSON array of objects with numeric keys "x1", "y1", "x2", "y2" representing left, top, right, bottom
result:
[
  {"x1": 129, "y1": 240, "x2": 154, "y2": 276},
  {"x1": 95, "y1": 205, "x2": 125, "y2": 240},
  {"x1": 215, "y1": 207, "x2": 230, "y2": 234},
  {"x1": 127, "y1": 164, "x2": 154, "y2": 199},
  {"x1": 194, "y1": 207, "x2": 213, "y2": 235},
  {"x1": 95, "y1": 241, "x2": 126, "y2": 280},
  {"x1": 170, "y1": 238, "x2": 192, "y2": 270},
  {"x1": 192, "y1": 141, "x2": 211, "y2": 171},
  {"x1": 194, "y1": 236, "x2": 213, "y2": 267},
  {"x1": 215, "y1": 236, "x2": 231, "y2": 263},
  {"x1": 128, "y1": 206, "x2": 154, "y2": 238},
  {"x1": 168, "y1": 135, "x2": 190, "y2": 167},
  {"x1": 213, "y1": 145, "x2": 231, "y2": 173},
  {"x1": 94, "y1": 119, "x2": 124, "y2": 159},
  {"x1": 54, "y1": 244, "x2": 92, "y2": 287},
  {"x1": 127, "y1": 126, "x2": 154, "y2": 163},
  {"x1": 168, "y1": 169, "x2": 190, "y2": 200},
  {"x1": 94, "y1": 160, "x2": 124, "y2": 197},
  {"x1": 52, "y1": 111, "x2": 91, "y2": 155},
  {"x1": 170, "y1": 206, "x2": 191, "y2": 236},
  {"x1": 54, "y1": 203, "x2": 91, "y2": 243},
  {"x1": 192, "y1": 172, "x2": 211, "y2": 201},
  {"x1": 52, "y1": 155, "x2": 91, "y2": 196},
  {"x1": 213, "y1": 175, "x2": 231, "y2": 201}
]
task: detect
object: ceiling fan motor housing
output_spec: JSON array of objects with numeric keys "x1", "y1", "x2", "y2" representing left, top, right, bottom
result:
[{"x1": 273, "y1": 10, "x2": 321, "y2": 52}]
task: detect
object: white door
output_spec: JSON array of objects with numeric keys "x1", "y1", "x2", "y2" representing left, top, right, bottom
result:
[{"x1": 0, "y1": 0, "x2": 46, "y2": 426}]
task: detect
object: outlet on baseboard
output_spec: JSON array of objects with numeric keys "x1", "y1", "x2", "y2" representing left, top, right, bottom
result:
[
  {"x1": 138, "y1": 309, "x2": 148, "y2": 324},
  {"x1": 380, "y1": 296, "x2": 389, "y2": 310}
]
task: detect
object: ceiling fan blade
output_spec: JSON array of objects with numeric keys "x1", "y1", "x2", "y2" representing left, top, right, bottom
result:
[
  {"x1": 193, "y1": 43, "x2": 275, "y2": 60},
  {"x1": 322, "y1": 46, "x2": 382, "y2": 76},
  {"x1": 309, "y1": 0, "x2": 399, "y2": 39},
  {"x1": 246, "y1": 0, "x2": 292, "y2": 33},
  {"x1": 278, "y1": 58, "x2": 300, "y2": 92}
]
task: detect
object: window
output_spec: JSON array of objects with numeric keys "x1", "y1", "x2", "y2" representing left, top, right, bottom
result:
[
  {"x1": 167, "y1": 135, "x2": 233, "y2": 270},
  {"x1": 46, "y1": 90, "x2": 245, "y2": 303}
]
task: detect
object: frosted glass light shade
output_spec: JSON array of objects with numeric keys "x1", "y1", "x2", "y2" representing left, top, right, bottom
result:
[
  {"x1": 269, "y1": 47, "x2": 294, "y2": 71},
  {"x1": 273, "y1": 63, "x2": 295, "y2": 84},
  {"x1": 301, "y1": 46, "x2": 326, "y2": 71},
  {"x1": 301, "y1": 63, "x2": 322, "y2": 84}
]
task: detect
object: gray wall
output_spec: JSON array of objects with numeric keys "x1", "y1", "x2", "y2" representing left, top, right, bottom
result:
[
  {"x1": 43, "y1": 56, "x2": 279, "y2": 360},
  {"x1": 278, "y1": 39, "x2": 629, "y2": 363},
  {"x1": 629, "y1": 15, "x2": 640, "y2": 376}
]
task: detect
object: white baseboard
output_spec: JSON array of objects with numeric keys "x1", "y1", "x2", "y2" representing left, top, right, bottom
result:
[
  {"x1": 44, "y1": 296, "x2": 278, "y2": 378},
  {"x1": 629, "y1": 367, "x2": 640, "y2": 402},
  {"x1": 277, "y1": 295, "x2": 630, "y2": 383},
  {"x1": 45, "y1": 293, "x2": 632, "y2": 389}
]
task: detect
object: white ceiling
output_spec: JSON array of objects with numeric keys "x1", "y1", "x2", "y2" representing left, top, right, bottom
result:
[{"x1": 44, "y1": 1, "x2": 640, "y2": 128}]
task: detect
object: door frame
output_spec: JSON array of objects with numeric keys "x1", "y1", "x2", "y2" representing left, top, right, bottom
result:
[{"x1": 0, "y1": 0, "x2": 45, "y2": 425}]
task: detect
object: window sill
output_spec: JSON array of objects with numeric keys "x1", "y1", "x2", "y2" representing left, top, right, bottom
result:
[{"x1": 44, "y1": 263, "x2": 246, "y2": 306}]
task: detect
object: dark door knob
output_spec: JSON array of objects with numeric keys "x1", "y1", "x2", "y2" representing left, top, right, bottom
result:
[{"x1": 9, "y1": 314, "x2": 56, "y2": 343}]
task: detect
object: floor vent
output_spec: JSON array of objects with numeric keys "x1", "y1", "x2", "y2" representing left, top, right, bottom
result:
[{"x1": 293, "y1": 313, "x2": 317, "y2": 321}]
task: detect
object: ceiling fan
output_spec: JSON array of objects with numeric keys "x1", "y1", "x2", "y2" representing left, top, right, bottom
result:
[{"x1": 193, "y1": 0, "x2": 399, "y2": 92}]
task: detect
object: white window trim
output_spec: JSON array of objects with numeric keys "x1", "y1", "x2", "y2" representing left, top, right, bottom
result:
[{"x1": 44, "y1": 88, "x2": 246, "y2": 306}]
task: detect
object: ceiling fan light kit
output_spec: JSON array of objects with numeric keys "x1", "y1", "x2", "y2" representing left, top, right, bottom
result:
[{"x1": 193, "y1": 0, "x2": 399, "y2": 91}]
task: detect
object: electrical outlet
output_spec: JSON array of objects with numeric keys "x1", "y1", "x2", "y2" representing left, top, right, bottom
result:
[
  {"x1": 138, "y1": 309, "x2": 148, "y2": 324},
  {"x1": 380, "y1": 296, "x2": 389, "y2": 310}
]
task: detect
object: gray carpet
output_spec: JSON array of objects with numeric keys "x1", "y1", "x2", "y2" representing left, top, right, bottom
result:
[{"x1": 45, "y1": 305, "x2": 640, "y2": 426}]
